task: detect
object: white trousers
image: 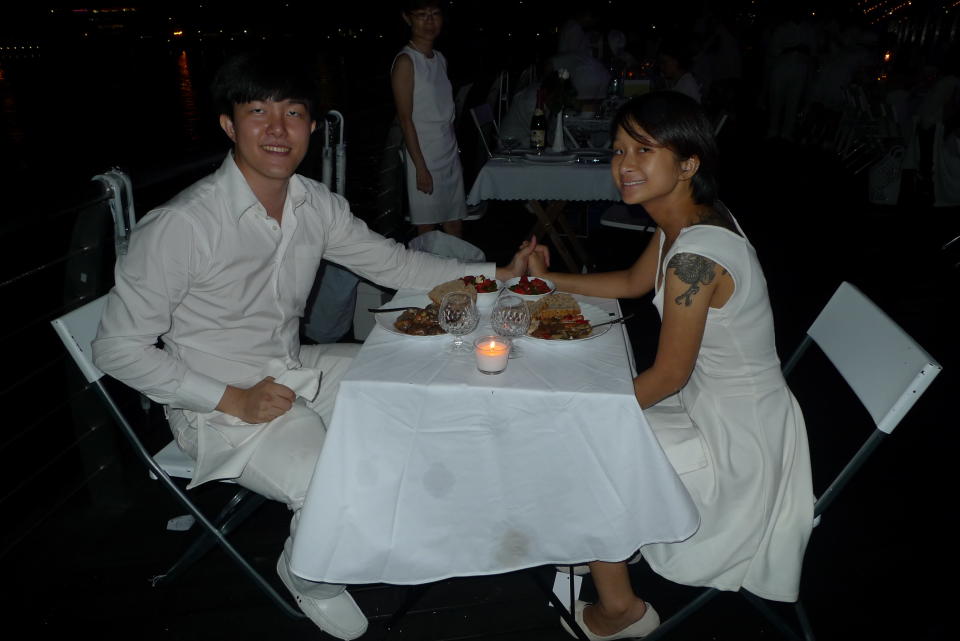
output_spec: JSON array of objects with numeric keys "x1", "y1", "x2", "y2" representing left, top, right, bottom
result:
[{"x1": 167, "y1": 342, "x2": 361, "y2": 597}]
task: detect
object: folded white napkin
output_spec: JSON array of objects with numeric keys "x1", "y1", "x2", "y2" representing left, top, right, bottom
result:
[
  {"x1": 263, "y1": 358, "x2": 322, "y2": 403},
  {"x1": 188, "y1": 359, "x2": 322, "y2": 488}
]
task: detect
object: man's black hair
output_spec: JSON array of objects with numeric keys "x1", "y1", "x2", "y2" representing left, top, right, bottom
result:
[
  {"x1": 211, "y1": 49, "x2": 319, "y2": 120},
  {"x1": 402, "y1": 0, "x2": 444, "y2": 13}
]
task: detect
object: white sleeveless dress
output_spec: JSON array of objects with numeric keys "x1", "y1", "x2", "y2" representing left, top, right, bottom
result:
[
  {"x1": 393, "y1": 46, "x2": 467, "y2": 225},
  {"x1": 640, "y1": 210, "x2": 814, "y2": 602}
]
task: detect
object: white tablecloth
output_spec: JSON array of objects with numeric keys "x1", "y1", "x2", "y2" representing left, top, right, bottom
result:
[
  {"x1": 466, "y1": 160, "x2": 621, "y2": 206},
  {"x1": 290, "y1": 293, "x2": 699, "y2": 585}
]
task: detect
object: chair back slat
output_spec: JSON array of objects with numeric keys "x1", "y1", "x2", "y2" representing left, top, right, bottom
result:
[
  {"x1": 807, "y1": 282, "x2": 941, "y2": 434},
  {"x1": 470, "y1": 104, "x2": 499, "y2": 158},
  {"x1": 50, "y1": 295, "x2": 110, "y2": 384}
]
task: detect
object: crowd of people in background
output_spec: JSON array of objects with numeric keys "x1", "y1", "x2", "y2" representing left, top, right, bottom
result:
[{"x1": 438, "y1": 2, "x2": 957, "y2": 209}]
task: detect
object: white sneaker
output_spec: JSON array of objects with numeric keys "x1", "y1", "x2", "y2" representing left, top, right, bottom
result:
[{"x1": 277, "y1": 555, "x2": 368, "y2": 640}]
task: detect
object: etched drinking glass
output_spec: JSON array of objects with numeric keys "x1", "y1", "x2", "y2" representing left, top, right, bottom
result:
[
  {"x1": 437, "y1": 292, "x2": 480, "y2": 354},
  {"x1": 500, "y1": 135, "x2": 519, "y2": 162},
  {"x1": 490, "y1": 294, "x2": 531, "y2": 358}
]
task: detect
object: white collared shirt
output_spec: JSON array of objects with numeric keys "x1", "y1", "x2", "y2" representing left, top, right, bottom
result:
[{"x1": 93, "y1": 154, "x2": 494, "y2": 412}]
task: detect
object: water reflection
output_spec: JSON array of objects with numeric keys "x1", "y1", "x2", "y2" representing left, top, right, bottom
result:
[
  {"x1": 177, "y1": 50, "x2": 200, "y2": 142},
  {"x1": 0, "y1": 63, "x2": 25, "y2": 150}
]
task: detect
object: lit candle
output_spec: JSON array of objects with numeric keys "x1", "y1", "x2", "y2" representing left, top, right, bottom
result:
[{"x1": 474, "y1": 336, "x2": 510, "y2": 374}]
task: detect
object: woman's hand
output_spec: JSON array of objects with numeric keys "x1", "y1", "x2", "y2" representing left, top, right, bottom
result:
[{"x1": 416, "y1": 166, "x2": 434, "y2": 194}]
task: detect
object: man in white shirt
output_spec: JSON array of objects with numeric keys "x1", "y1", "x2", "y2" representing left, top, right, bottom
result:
[{"x1": 92, "y1": 49, "x2": 536, "y2": 640}]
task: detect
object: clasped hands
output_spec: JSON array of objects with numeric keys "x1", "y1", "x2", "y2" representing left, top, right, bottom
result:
[{"x1": 496, "y1": 235, "x2": 552, "y2": 282}]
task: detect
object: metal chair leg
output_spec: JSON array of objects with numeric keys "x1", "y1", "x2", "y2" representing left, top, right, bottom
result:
[
  {"x1": 383, "y1": 583, "x2": 433, "y2": 638},
  {"x1": 741, "y1": 590, "x2": 811, "y2": 641},
  {"x1": 794, "y1": 600, "x2": 816, "y2": 641},
  {"x1": 529, "y1": 569, "x2": 591, "y2": 641},
  {"x1": 643, "y1": 588, "x2": 720, "y2": 641},
  {"x1": 152, "y1": 489, "x2": 266, "y2": 587}
]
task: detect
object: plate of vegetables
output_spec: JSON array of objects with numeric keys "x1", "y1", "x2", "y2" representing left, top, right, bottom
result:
[{"x1": 503, "y1": 276, "x2": 555, "y2": 301}]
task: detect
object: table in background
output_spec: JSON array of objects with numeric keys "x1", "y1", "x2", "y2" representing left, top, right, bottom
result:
[
  {"x1": 290, "y1": 292, "x2": 699, "y2": 585},
  {"x1": 564, "y1": 116, "x2": 613, "y2": 149},
  {"x1": 466, "y1": 158, "x2": 621, "y2": 273}
]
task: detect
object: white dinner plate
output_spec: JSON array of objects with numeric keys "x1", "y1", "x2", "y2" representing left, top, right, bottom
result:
[
  {"x1": 526, "y1": 302, "x2": 617, "y2": 342},
  {"x1": 524, "y1": 152, "x2": 577, "y2": 163},
  {"x1": 374, "y1": 295, "x2": 447, "y2": 338},
  {"x1": 493, "y1": 148, "x2": 533, "y2": 158},
  {"x1": 576, "y1": 150, "x2": 613, "y2": 163}
]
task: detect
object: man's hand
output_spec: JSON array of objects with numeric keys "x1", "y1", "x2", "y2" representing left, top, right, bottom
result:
[
  {"x1": 496, "y1": 236, "x2": 550, "y2": 282},
  {"x1": 217, "y1": 376, "x2": 296, "y2": 424},
  {"x1": 416, "y1": 166, "x2": 434, "y2": 194}
]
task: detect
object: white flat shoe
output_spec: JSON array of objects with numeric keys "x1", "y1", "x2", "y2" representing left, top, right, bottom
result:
[
  {"x1": 277, "y1": 555, "x2": 368, "y2": 640},
  {"x1": 560, "y1": 599, "x2": 660, "y2": 640}
]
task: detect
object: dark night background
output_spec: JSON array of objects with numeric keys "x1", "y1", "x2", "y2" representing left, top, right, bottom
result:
[{"x1": 1, "y1": 2, "x2": 957, "y2": 639}]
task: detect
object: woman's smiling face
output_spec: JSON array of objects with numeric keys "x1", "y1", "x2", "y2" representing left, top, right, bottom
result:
[{"x1": 611, "y1": 121, "x2": 692, "y2": 207}]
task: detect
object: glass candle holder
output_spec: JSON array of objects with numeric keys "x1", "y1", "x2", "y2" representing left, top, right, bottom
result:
[{"x1": 474, "y1": 336, "x2": 510, "y2": 375}]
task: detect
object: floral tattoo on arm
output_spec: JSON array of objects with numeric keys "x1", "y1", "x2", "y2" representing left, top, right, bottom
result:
[{"x1": 667, "y1": 253, "x2": 724, "y2": 306}]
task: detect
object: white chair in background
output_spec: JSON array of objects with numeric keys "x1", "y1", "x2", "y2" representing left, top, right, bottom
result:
[
  {"x1": 470, "y1": 103, "x2": 501, "y2": 159},
  {"x1": 599, "y1": 203, "x2": 656, "y2": 233}
]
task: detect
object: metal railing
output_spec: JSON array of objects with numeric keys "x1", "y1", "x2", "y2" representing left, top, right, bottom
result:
[{"x1": 0, "y1": 155, "x2": 221, "y2": 560}]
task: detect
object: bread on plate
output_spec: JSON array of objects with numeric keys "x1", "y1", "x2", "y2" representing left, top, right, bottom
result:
[{"x1": 428, "y1": 279, "x2": 477, "y2": 306}]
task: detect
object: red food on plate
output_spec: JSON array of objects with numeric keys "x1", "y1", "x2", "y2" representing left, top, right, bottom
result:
[
  {"x1": 509, "y1": 276, "x2": 551, "y2": 295},
  {"x1": 461, "y1": 275, "x2": 498, "y2": 293}
]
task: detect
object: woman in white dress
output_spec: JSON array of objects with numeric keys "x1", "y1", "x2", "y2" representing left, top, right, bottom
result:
[
  {"x1": 528, "y1": 92, "x2": 814, "y2": 640},
  {"x1": 391, "y1": 0, "x2": 467, "y2": 237}
]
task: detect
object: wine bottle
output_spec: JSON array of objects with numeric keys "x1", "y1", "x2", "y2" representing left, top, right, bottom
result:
[{"x1": 530, "y1": 88, "x2": 546, "y2": 154}]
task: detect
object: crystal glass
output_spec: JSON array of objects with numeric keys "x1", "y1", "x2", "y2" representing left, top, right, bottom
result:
[
  {"x1": 500, "y1": 135, "x2": 519, "y2": 161},
  {"x1": 437, "y1": 292, "x2": 480, "y2": 353},
  {"x1": 490, "y1": 294, "x2": 531, "y2": 358}
]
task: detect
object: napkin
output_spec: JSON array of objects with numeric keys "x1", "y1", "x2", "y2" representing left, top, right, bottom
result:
[
  {"x1": 263, "y1": 358, "x2": 322, "y2": 403},
  {"x1": 188, "y1": 359, "x2": 322, "y2": 489}
]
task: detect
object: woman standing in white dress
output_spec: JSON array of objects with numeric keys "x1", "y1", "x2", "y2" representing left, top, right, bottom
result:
[
  {"x1": 391, "y1": 0, "x2": 467, "y2": 237},
  {"x1": 528, "y1": 92, "x2": 814, "y2": 640}
]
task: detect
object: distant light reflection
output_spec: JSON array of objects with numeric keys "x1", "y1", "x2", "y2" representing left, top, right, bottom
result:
[{"x1": 177, "y1": 50, "x2": 200, "y2": 142}]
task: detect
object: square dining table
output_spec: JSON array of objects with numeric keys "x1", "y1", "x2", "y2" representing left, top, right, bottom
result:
[
  {"x1": 466, "y1": 155, "x2": 622, "y2": 274},
  {"x1": 289, "y1": 290, "x2": 699, "y2": 586}
]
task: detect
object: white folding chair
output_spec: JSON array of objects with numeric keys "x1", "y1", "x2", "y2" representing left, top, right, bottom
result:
[
  {"x1": 641, "y1": 281, "x2": 942, "y2": 641},
  {"x1": 51, "y1": 295, "x2": 305, "y2": 620},
  {"x1": 470, "y1": 103, "x2": 501, "y2": 159},
  {"x1": 599, "y1": 203, "x2": 657, "y2": 233}
]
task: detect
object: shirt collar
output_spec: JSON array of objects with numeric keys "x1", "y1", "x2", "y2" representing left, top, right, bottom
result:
[{"x1": 219, "y1": 152, "x2": 309, "y2": 226}]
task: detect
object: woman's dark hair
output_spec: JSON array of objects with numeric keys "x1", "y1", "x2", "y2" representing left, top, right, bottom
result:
[
  {"x1": 611, "y1": 92, "x2": 719, "y2": 205},
  {"x1": 211, "y1": 49, "x2": 319, "y2": 120}
]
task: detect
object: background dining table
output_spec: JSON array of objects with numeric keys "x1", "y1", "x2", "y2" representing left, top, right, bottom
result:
[
  {"x1": 466, "y1": 155, "x2": 621, "y2": 274},
  {"x1": 289, "y1": 290, "x2": 699, "y2": 586}
]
